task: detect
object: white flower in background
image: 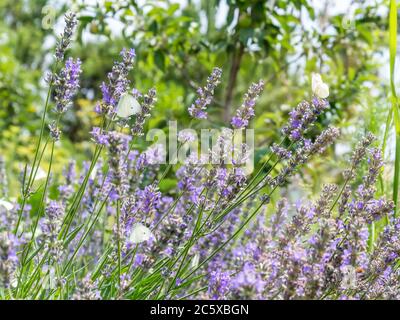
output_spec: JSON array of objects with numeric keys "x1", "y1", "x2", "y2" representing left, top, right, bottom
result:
[
  {"x1": 116, "y1": 93, "x2": 141, "y2": 118},
  {"x1": 129, "y1": 223, "x2": 153, "y2": 244},
  {"x1": 311, "y1": 73, "x2": 329, "y2": 99},
  {"x1": 0, "y1": 199, "x2": 14, "y2": 211}
]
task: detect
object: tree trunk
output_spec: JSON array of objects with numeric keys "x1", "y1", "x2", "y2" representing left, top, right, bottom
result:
[{"x1": 224, "y1": 43, "x2": 244, "y2": 123}]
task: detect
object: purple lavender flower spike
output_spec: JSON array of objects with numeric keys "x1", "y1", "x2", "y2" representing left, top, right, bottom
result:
[
  {"x1": 106, "y1": 131, "x2": 131, "y2": 197},
  {"x1": 231, "y1": 80, "x2": 264, "y2": 129},
  {"x1": 40, "y1": 201, "x2": 65, "y2": 262},
  {"x1": 55, "y1": 12, "x2": 78, "y2": 61},
  {"x1": 188, "y1": 67, "x2": 222, "y2": 119},
  {"x1": 282, "y1": 98, "x2": 329, "y2": 141},
  {"x1": 90, "y1": 127, "x2": 109, "y2": 146},
  {"x1": 0, "y1": 231, "x2": 20, "y2": 288},
  {"x1": 131, "y1": 88, "x2": 157, "y2": 136},
  {"x1": 97, "y1": 48, "x2": 136, "y2": 116},
  {"x1": 53, "y1": 58, "x2": 82, "y2": 114},
  {"x1": 208, "y1": 270, "x2": 231, "y2": 299}
]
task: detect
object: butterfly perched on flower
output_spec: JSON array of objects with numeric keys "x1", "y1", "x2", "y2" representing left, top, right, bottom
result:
[
  {"x1": 116, "y1": 93, "x2": 141, "y2": 118},
  {"x1": 130, "y1": 223, "x2": 153, "y2": 244},
  {"x1": 311, "y1": 73, "x2": 329, "y2": 99}
]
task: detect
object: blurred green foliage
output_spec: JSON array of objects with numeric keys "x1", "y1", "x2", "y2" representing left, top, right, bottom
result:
[{"x1": 0, "y1": 0, "x2": 395, "y2": 197}]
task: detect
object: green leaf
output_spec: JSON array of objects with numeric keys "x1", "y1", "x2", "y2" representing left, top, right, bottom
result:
[
  {"x1": 159, "y1": 178, "x2": 177, "y2": 192},
  {"x1": 238, "y1": 28, "x2": 253, "y2": 44},
  {"x1": 154, "y1": 50, "x2": 165, "y2": 71},
  {"x1": 64, "y1": 224, "x2": 85, "y2": 247}
]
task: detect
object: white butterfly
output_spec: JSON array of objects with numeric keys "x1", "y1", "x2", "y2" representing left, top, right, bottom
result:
[
  {"x1": 129, "y1": 223, "x2": 153, "y2": 244},
  {"x1": 0, "y1": 199, "x2": 14, "y2": 211},
  {"x1": 311, "y1": 73, "x2": 329, "y2": 99},
  {"x1": 35, "y1": 167, "x2": 47, "y2": 180},
  {"x1": 116, "y1": 93, "x2": 141, "y2": 118},
  {"x1": 190, "y1": 253, "x2": 200, "y2": 269}
]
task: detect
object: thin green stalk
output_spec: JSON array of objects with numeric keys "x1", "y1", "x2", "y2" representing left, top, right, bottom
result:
[
  {"x1": 167, "y1": 189, "x2": 209, "y2": 292},
  {"x1": 177, "y1": 286, "x2": 208, "y2": 300},
  {"x1": 59, "y1": 115, "x2": 112, "y2": 238},
  {"x1": 19, "y1": 140, "x2": 56, "y2": 287},
  {"x1": 213, "y1": 156, "x2": 282, "y2": 223},
  {"x1": 116, "y1": 200, "x2": 121, "y2": 288},
  {"x1": 241, "y1": 137, "x2": 285, "y2": 194},
  {"x1": 22, "y1": 113, "x2": 61, "y2": 257},
  {"x1": 153, "y1": 142, "x2": 183, "y2": 185},
  {"x1": 62, "y1": 194, "x2": 109, "y2": 275},
  {"x1": 394, "y1": 135, "x2": 400, "y2": 215},
  {"x1": 328, "y1": 174, "x2": 351, "y2": 214},
  {"x1": 179, "y1": 193, "x2": 272, "y2": 286},
  {"x1": 15, "y1": 62, "x2": 59, "y2": 235},
  {"x1": 152, "y1": 167, "x2": 205, "y2": 230},
  {"x1": 173, "y1": 144, "x2": 321, "y2": 290},
  {"x1": 15, "y1": 137, "x2": 50, "y2": 234},
  {"x1": 381, "y1": 108, "x2": 392, "y2": 225},
  {"x1": 25, "y1": 67, "x2": 57, "y2": 188},
  {"x1": 390, "y1": 0, "x2": 400, "y2": 216},
  {"x1": 192, "y1": 196, "x2": 222, "y2": 239}
]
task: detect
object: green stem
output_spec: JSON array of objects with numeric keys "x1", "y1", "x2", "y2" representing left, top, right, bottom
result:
[
  {"x1": 20, "y1": 141, "x2": 55, "y2": 279},
  {"x1": 116, "y1": 200, "x2": 121, "y2": 288},
  {"x1": 14, "y1": 61, "x2": 58, "y2": 235}
]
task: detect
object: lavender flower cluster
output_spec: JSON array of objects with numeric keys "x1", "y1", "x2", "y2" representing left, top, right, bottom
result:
[
  {"x1": 203, "y1": 137, "x2": 397, "y2": 300},
  {"x1": 0, "y1": 13, "x2": 398, "y2": 301}
]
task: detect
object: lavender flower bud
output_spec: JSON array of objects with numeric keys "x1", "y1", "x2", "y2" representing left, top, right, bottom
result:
[
  {"x1": 270, "y1": 199, "x2": 288, "y2": 238},
  {"x1": 72, "y1": 275, "x2": 101, "y2": 300},
  {"x1": 131, "y1": 88, "x2": 157, "y2": 136},
  {"x1": 231, "y1": 80, "x2": 264, "y2": 129},
  {"x1": 271, "y1": 143, "x2": 292, "y2": 160},
  {"x1": 90, "y1": 127, "x2": 109, "y2": 146},
  {"x1": 188, "y1": 67, "x2": 222, "y2": 119},
  {"x1": 55, "y1": 12, "x2": 78, "y2": 61},
  {"x1": 106, "y1": 131, "x2": 130, "y2": 197},
  {"x1": 208, "y1": 270, "x2": 231, "y2": 299},
  {"x1": 0, "y1": 232, "x2": 19, "y2": 288},
  {"x1": 307, "y1": 127, "x2": 340, "y2": 154},
  {"x1": 40, "y1": 201, "x2": 65, "y2": 262},
  {"x1": 53, "y1": 58, "x2": 82, "y2": 114},
  {"x1": 338, "y1": 185, "x2": 352, "y2": 216},
  {"x1": 48, "y1": 121, "x2": 61, "y2": 141},
  {"x1": 282, "y1": 98, "x2": 329, "y2": 141},
  {"x1": 314, "y1": 184, "x2": 338, "y2": 217},
  {"x1": 350, "y1": 133, "x2": 376, "y2": 169},
  {"x1": 97, "y1": 48, "x2": 136, "y2": 116}
]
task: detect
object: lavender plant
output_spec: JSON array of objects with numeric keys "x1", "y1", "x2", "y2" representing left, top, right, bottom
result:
[{"x1": 0, "y1": 13, "x2": 398, "y2": 301}]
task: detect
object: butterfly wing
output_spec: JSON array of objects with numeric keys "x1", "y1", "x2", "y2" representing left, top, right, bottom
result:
[
  {"x1": 130, "y1": 97, "x2": 141, "y2": 115},
  {"x1": 312, "y1": 73, "x2": 329, "y2": 98},
  {"x1": 315, "y1": 83, "x2": 329, "y2": 98},
  {"x1": 130, "y1": 223, "x2": 152, "y2": 243},
  {"x1": 117, "y1": 93, "x2": 141, "y2": 118},
  {"x1": 311, "y1": 73, "x2": 322, "y2": 93}
]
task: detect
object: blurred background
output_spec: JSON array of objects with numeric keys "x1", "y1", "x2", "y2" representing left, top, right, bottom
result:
[{"x1": 0, "y1": 0, "x2": 395, "y2": 201}]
